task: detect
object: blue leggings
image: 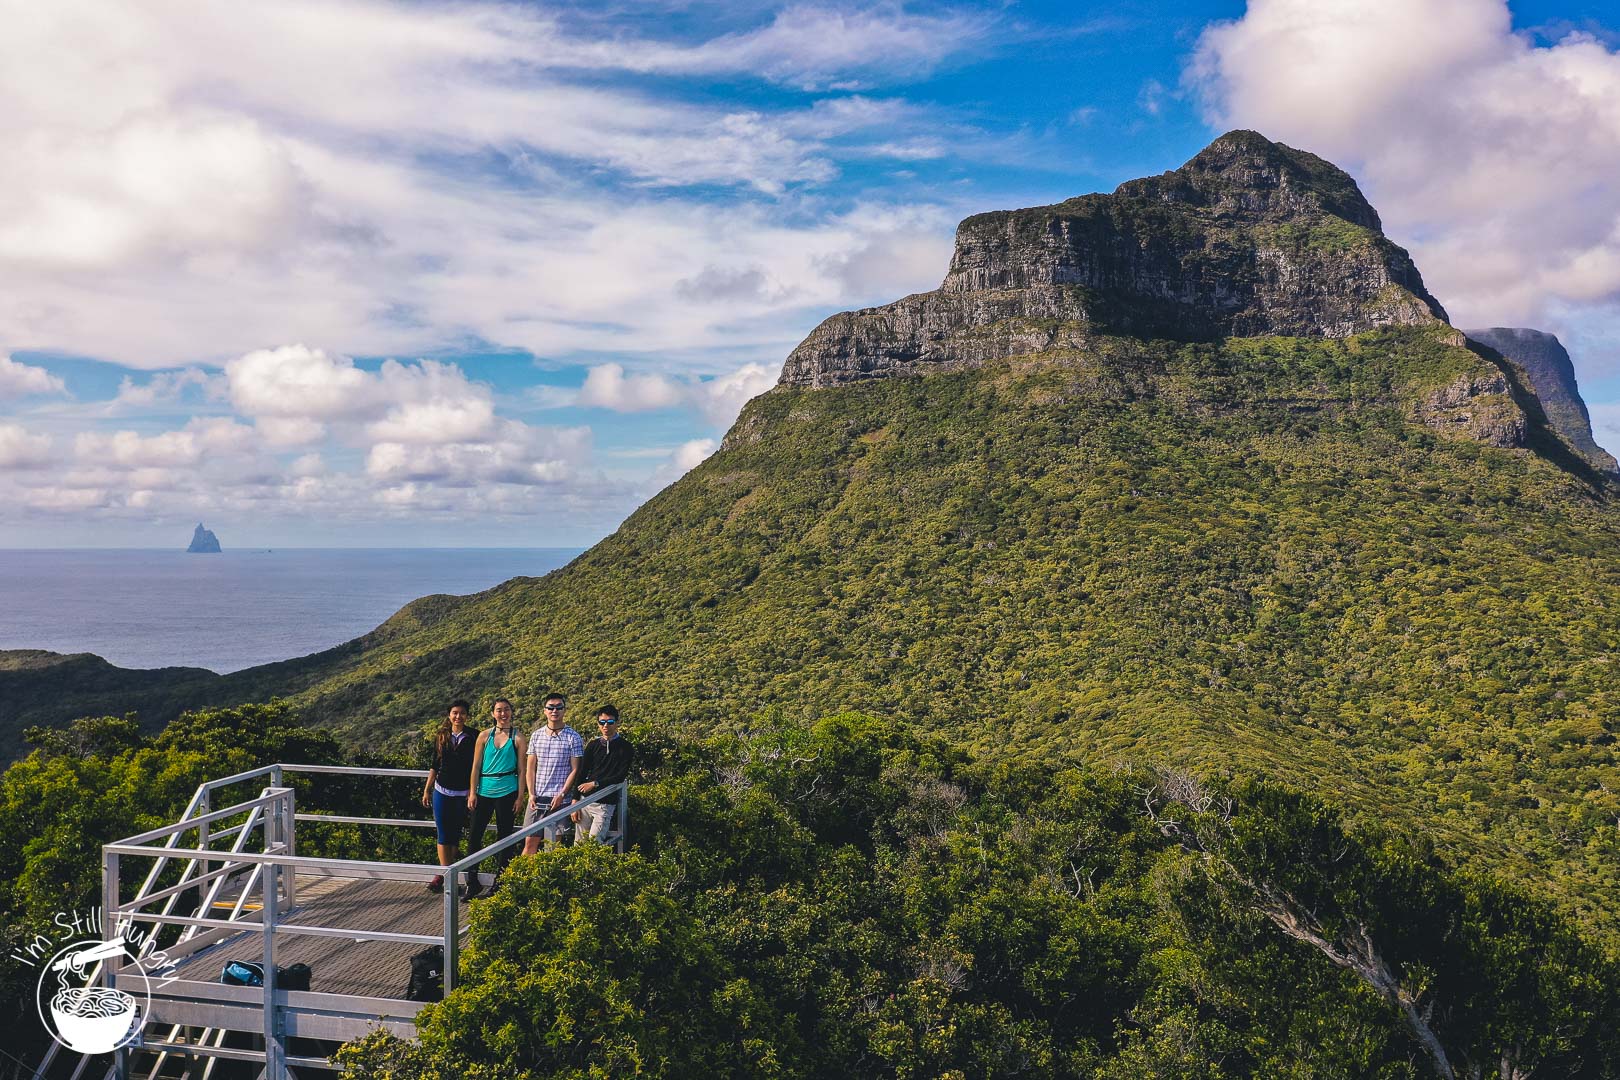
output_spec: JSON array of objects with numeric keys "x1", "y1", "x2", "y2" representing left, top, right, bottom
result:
[{"x1": 432, "y1": 789, "x2": 468, "y2": 847}]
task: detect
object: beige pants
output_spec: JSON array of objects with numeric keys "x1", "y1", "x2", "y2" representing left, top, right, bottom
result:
[{"x1": 575, "y1": 801, "x2": 615, "y2": 844}]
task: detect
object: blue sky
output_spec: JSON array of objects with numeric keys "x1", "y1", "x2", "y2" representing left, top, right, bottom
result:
[{"x1": 2, "y1": 0, "x2": 1618, "y2": 547}]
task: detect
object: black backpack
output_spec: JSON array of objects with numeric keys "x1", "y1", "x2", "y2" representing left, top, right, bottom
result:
[{"x1": 407, "y1": 945, "x2": 443, "y2": 1002}]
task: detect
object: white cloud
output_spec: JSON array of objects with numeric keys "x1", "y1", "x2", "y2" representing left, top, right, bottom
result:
[
  {"x1": 24, "y1": 486, "x2": 110, "y2": 512},
  {"x1": 0, "y1": 2, "x2": 973, "y2": 370},
  {"x1": 74, "y1": 429, "x2": 201, "y2": 469},
  {"x1": 225, "y1": 346, "x2": 375, "y2": 421},
  {"x1": 366, "y1": 399, "x2": 497, "y2": 445},
  {"x1": 365, "y1": 420, "x2": 592, "y2": 488},
  {"x1": 576, "y1": 363, "x2": 688, "y2": 413},
  {"x1": 1190, "y1": 0, "x2": 1620, "y2": 333},
  {"x1": 0, "y1": 355, "x2": 67, "y2": 399},
  {"x1": 225, "y1": 346, "x2": 503, "y2": 448},
  {"x1": 0, "y1": 423, "x2": 53, "y2": 469},
  {"x1": 186, "y1": 417, "x2": 257, "y2": 455},
  {"x1": 672, "y1": 437, "x2": 717, "y2": 472},
  {"x1": 256, "y1": 416, "x2": 327, "y2": 448},
  {"x1": 693, "y1": 363, "x2": 777, "y2": 425},
  {"x1": 576, "y1": 6, "x2": 996, "y2": 90},
  {"x1": 113, "y1": 368, "x2": 221, "y2": 408},
  {"x1": 549, "y1": 360, "x2": 777, "y2": 427}
]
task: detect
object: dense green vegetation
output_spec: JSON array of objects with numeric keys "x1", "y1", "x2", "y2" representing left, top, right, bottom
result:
[
  {"x1": 4, "y1": 700, "x2": 1617, "y2": 1075},
  {"x1": 209, "y1": 325, "x2": 1620, "y2": 936},
  {"x1": 336, "y1": 713, "x2": 1620, "y2": 1079}
]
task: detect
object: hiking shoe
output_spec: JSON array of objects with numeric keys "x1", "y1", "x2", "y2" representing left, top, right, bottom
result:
[
  {"x1": 463, "y1": 878, "x2": 484, "y2": 900},
  {"x1": 426, "y1": 875, "x2": 444, "y2": 894}
]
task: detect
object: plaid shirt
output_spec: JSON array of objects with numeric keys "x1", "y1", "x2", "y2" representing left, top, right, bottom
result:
[{"x1": 528, "y1": 724, "x2": 584, "y2": 797}]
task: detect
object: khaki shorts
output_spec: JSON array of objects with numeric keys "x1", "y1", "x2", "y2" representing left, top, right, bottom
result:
[{"x1": 524, "y1": 795, "x2": 574, "y2": 843}]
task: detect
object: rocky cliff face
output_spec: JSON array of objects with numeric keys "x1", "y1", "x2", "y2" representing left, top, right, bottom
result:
[
  {"x1": 1463, "y1": 328, "x2": 1618, "y2": 473},
  {"x1": 779, "y1": 131, "x2": 1450, "y2": 389}
]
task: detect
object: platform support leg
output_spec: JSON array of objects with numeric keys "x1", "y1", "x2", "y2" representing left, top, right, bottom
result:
[{"x1": 262, "y1": 862, "x2": 283, "y2": 1079}]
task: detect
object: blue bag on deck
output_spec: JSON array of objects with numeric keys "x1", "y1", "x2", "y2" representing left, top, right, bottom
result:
[
  {"x1": 220, "y1": 960, "x2": 312, "y2": 991},
  {"x1": 221, "y1": 960, "x2": 262, "y2": 987}
]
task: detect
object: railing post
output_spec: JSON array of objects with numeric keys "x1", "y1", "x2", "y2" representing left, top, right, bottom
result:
[
  {"x1": 262, "y1": 859, "x2": 283, "y2": 1078},
  {"x1": 197, "y1": 786, "x2": 211, "y2": 858},
  {"x1": 443, "y1": 881, "x2": 458, "y2": 996},
  {"x1": 102, "y1": 847, "x2": 121, "y2": 978},
  {"x1": 617, "y1": 783, "x2": 629, "y2": 854},
  {"x1": 103, "y1": 849, "x2": 129, "y2": 1080},
  {"x1": 282, "y1": 788, "x2": 297, "y2": 909}
]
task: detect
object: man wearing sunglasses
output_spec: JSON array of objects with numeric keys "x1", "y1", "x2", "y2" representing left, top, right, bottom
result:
[
  {"x1": 522, "y1": 692, "x2": 584, "y2": 855},
  {"x1": 575, "y1": 704, "x2": 634, "y2": 845}
]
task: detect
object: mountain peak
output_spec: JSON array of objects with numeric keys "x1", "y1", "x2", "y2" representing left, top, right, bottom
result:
[
  {"x1": 780, "y1": 131, "x2": 1448, "y2": 389},
  {"x1": 1116, "y1": 129, "x2": 1382, "y2": 232}
]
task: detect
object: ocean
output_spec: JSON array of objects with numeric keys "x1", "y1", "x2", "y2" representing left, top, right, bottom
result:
[{"x1": 0, "y1": 548, "x2": 582, "y2": 674}]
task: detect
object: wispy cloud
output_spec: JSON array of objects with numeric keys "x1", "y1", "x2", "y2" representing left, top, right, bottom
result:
[{"x1": 0, "y1": 1, "x2": 977, "y2": 370}]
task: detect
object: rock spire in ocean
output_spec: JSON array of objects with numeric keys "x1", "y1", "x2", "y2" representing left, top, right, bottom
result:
[{"x1": 187, "y1": 523, "x2": 222, "y2": 553}]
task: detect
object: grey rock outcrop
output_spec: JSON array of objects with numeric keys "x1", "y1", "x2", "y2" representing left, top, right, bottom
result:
[
  {"x1": 780, "y1": 130, "x2": 1449, "y2": 389},
  {"x1": 1411, "y1": 371, "x2": 1527, "y2": 449},
  {"x1": 1462, "y1": 328, "x2": 1617, "y2": 473},
  {"x1": 187, "y1": 523, "x2": 222, "y2": 553}
]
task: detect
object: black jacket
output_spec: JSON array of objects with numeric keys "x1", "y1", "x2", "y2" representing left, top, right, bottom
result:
[
  {"x1": 579, "y1": 734, "x2": 634, "y2": 791},
  {"x1": 429, "y1": 729, "x2": 478, "y2": 792}
]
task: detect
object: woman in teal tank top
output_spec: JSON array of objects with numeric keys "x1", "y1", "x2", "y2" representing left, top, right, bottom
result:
[{"x1": 466, "y1": 698, "x2": 528, "y2": 898}]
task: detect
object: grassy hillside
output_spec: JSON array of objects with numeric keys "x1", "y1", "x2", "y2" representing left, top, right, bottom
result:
[{"x1": 224, "y1": 324, "x2": 1620, "y2": 934}]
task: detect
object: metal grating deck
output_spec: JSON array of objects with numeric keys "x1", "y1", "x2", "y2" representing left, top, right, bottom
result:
[{"x1": 169, "y1": 873, "x2": 452, "y2": 1001}]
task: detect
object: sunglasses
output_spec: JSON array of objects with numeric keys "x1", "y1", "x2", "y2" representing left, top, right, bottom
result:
[{"x1": 544, "y1": 704, "x2": 565, "y2": 711}]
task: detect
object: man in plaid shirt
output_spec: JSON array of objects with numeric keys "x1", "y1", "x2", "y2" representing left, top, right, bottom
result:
[{"x1": 522, "y1": 692, "x2": 584, "y2": 853}]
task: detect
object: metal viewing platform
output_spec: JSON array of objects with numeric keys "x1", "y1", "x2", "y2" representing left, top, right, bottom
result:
[{"x1": 33, "y1": 763, "x2": 626, "y2": 1080}]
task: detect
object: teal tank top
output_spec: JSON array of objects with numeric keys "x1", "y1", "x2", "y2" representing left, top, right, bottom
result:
[{"x1": 478, "y1": 730, "x2": 519, "y2": 797}]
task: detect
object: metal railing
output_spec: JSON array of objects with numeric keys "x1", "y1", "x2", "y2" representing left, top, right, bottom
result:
[{"x1": 35, "y1": 762, "x2": 628, "y2": 1080}]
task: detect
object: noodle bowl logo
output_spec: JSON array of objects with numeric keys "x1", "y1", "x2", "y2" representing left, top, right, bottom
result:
[{"x1": 9, "y1": 908, "x2": 178, "y2": 1057}]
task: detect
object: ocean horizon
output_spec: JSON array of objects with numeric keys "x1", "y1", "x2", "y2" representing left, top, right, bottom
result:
[{"x1": 0, "y1": 547, "x2": 583, "y2": 674}]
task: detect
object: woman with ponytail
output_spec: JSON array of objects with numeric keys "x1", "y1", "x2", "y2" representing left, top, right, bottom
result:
[
  {"x1": 421, "y1": 700, "x2": 478, "y2": 895},
  {"x1": 465, "y1": 698, "x2": 527, "y2": 898}
]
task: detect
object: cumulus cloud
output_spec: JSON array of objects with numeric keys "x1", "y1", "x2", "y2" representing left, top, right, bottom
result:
[
  {"x1": 672, "y1": 437, "x2": 718, "y2": 472},
  {"x1": 642, "y1": 437, "x2": 721, "y2": 492},
  {"x1": 692, "y1": 363, "x2": 777, "y2": 425},
  {"x1": 553, "y1": 360, "x2": 777, "y2": 427},
  {"x1": 1190, "y1": 0, "x2": 1620, "y2": 336},
  {"x1": 0, "y1": 423, "x2": 53, "y2": 469},
  {"x1": 0, "y1": 355, "x2": 67, "y2": 399},
  {"x1": 225, "y1": 346, "x2": 502, "y2": 446},
  {"x1": 255, "y1": 417, "x2": 327, "y2": 449},
  {"x1": 577, "y1": 363, "x2": 689, "y2": 413},
  {"x1": 366, "y1": 438, "x2": 578, "y2": 488},
  {"x1": 74, "y1": 429, "x2": 203, "y2": 469}
]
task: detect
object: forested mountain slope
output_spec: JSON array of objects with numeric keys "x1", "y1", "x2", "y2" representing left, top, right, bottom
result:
[{"x1": 23, "y1": 132, "x2": 1620, "y2": 936}]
